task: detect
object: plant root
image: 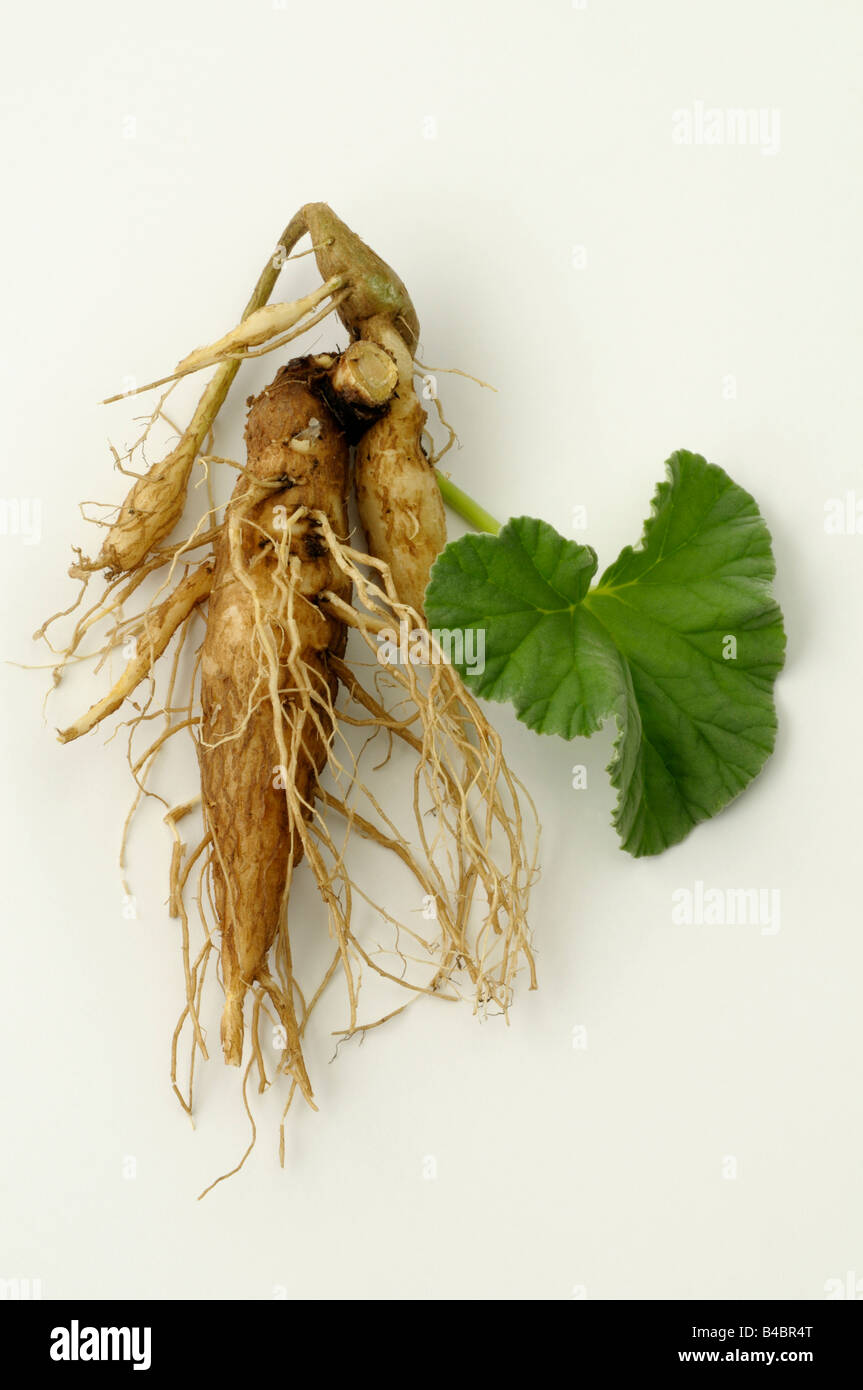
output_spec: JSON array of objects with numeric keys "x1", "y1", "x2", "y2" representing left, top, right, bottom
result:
[
  {"x1": 57, "y1": 561, "x2": 213, "y2": 742},
  {"x1": 37, "y1": 209, "x2": 540, "y2": 1193}
]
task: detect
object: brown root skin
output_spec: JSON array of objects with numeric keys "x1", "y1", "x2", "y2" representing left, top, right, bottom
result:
[
  {"x1": 57, "y1": 561, "x2": 214, "y2": 743},
  {"x1": 354, "y1": 316, "x2": 446, "y2": 616},
  {"x1": 302, "y1": 202, "x2": 420, "y2": 353},
  {"x1": 274, "y1": 343, "x2": 398, "y2": 444},
  {"x1": 198, "y1": 362, "x2": 351, "y2": 1075}
]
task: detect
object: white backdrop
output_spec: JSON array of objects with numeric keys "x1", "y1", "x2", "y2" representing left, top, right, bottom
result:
[{"x1": 1, "y1": 0, "x2": 861, "y2": 1300}]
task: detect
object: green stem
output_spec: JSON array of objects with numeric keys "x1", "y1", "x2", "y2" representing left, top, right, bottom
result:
[{"x1": 434, "y1": 470, "x2": 501, "y2": 535}]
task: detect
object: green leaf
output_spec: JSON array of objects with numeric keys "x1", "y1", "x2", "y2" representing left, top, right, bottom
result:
[{"x1": 425, "y1": 450, "x2": 786, "y2": 856}]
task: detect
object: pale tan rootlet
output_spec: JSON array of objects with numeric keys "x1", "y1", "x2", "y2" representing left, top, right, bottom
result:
[
  {"x1": 57, "y1": 561, "x2": 214, "y2": 743},
  {"x1": 37, "y1": 207, "x2": 539, "y2": 1191}
]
